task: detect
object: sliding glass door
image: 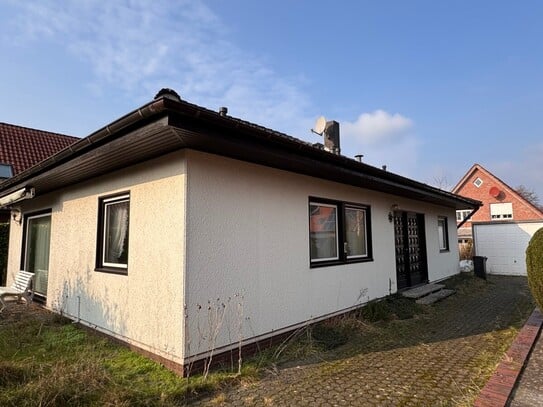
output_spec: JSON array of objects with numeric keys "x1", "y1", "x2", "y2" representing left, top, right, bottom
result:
[{"x1": 24, "y1": 213, "x2": 51, "y2": 296}]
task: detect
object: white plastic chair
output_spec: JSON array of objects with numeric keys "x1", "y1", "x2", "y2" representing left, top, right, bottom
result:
[{"x1": 0, "y1": 270, "x2": 34, "y2": 313}]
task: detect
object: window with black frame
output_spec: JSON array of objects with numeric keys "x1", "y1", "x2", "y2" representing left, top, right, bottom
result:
[
  {"x1": 309, "y1": 198, "x2": 372, "y2": 267},
  {"x1": 437, "y1": 216, "x2": 449, "y2": 252},
  {"x1": 96, "y1": 193, "x2": 130, "y2": 273}
]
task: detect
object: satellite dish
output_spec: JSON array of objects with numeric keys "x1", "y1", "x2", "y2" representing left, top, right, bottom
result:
[
  {"x1": 312, "y1": 116, "x2": 327, "y2": 135},
  {"x1": 489, "y1": 186, "x2": 501, "y2": 198}
]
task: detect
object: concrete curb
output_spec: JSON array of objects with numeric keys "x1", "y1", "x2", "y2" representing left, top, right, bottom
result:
[{"x1": 474, "y1": 308, "x2": 543, "y2": 407}]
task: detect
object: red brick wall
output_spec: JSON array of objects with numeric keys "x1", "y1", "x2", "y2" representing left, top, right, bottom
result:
[{"x1": 455, "y1": 168, "x2": 543, "y2": 225}]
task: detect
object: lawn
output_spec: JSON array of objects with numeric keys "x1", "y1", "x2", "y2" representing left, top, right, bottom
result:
[
  {"x1": 0, "y1": 273, "x2": 535, "y2": 406},
  {"x1": 0, "y1": 311, "x2": 257, "y2": 406}
]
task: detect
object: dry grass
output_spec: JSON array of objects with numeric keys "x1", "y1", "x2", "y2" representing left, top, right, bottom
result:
[
  {"x1": 0, "y1": 313, "x2": 253, "y2": 406},
  {"x1": 0, "y1": 274, "x2": 534, "y2": 406}
]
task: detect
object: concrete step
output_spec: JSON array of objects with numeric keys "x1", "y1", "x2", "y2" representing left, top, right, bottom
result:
[
  {"x1": 402, "y1": 283, "x2": 445, "y2": 299},
  {"x1": 416, "y1": 289, "x2": 456, "y2": 305}
]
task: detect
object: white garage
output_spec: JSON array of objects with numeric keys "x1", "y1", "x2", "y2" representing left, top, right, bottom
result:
[{"x1": 473, "y1": 222, "x2": 543, "y2": 276}]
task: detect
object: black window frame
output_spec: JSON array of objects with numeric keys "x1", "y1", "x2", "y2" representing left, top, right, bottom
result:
[
  {"x1": 20, "y1": 208, "x2": 52, "y2": 271},
  {"x1": 19, "y1": 208, "x2": 52, "y2": 303},
  {"x1": 95, "y1": 192, "x2": 130, "y2": 275},
  {"x1": 309, "y1": 197, "x2": 373, "y2": 268},
  {"x1": 437, "y1": 216, "x2": 449, "y2": 252}
]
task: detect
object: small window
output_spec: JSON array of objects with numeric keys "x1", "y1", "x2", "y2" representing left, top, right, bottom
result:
[
  {"x1": 456, "y1": 210, "x2": 472, "y2": 222},
  {"x1": 0, "y1": 163, "x2": 13, "y2": 179},
  {"x1": 473, "y1": 177, "x2": 483, "y2": 188},
  {"x1": 438, "y1": 217, "x2": 449, "y2": 251},
  {"x1": 96, "y1": 193, "x2": 130, "y2": 273},
  {"x1": 490, "y1": 203, "x2": 513, "y2": 220},
  {"x1": 309, "y1": 198, "x2": 372, "y2": 267}
]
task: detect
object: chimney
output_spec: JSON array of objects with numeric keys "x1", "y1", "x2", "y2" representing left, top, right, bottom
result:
[
  {"x1": 154, "y1": 88, "x2": 181, "y2": 102},
  {"x1": 355, "y1": 154, "x2": 363, "y2": 163},
  {"x1": 382, "y1": 165, "x2": 387, "y2": 171},
  {"x1": 219, "y1": 106, "x2": 228, "y2": 116},
  {"x1": 323, "y1": 120, "x2": 340, "y2": 155}
]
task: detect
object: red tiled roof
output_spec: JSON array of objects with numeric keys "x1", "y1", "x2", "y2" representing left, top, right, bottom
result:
[{"x1": 0, "y1": 122, "x2": 79, "y2": 176}]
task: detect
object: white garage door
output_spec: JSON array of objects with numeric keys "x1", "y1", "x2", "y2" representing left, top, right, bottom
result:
[{"x1": 473, "y1": 222, "x2": 543, "y2": 276}]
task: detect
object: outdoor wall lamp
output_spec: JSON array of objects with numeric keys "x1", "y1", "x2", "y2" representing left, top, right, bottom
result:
[
  {"x1": 388, "y1": 204, "x2": 399, "y2": 223},
  {"x1": 11, "y1": 208, "x2": 22, "y2": 225}
]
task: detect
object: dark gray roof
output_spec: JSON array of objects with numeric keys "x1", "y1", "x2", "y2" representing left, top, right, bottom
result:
[{"x1": 0, "y1": 92, "x2": 480, "y2": 210}]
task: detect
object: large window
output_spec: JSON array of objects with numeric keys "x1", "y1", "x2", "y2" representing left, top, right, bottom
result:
[
  {"x1": 437, "y1": 216, "x2": 449, "y2": 251},
  {"x1": 490, "y1": 203, "x2": 513, "y2": 220},
  {"x1": 309, "y1": 198, "x2": 372, "y2": 267},
  {"x1": 96, "y1": 193, "x2": 130, "y2": 273},
  {"x1": 22, "y1": 211, "x2": 51, "y2": 296}
]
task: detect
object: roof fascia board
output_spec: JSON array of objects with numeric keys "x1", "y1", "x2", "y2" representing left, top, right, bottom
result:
[
  {"x1": 0, "y1": 96, "x2": 480, "y2": 210},
  {"x1": 0, "y1": 99, "x2": 169, "y2": 195},
  {"x1": 451, "y1": 163, "x2": 479, "y2": 193},
  {"x1": 476, "y1": 165, "x2": 543, "y2": 217}
]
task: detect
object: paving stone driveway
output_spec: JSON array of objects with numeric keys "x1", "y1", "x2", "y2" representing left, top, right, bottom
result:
[{"x1": 191, "y1": 276, "x2": 534, "y2": 406}]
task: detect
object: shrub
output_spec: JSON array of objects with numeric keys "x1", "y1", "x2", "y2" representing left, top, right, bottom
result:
[
  {"x1": 357, "y1": 295, "x2": 424, "y2": 322},
  {"x1": 310, "y1": 323, "x2": 349, "y2": 350},
  {"x1": 526, "y1": 227, "x2": 543, "y2": 310},
  {"x1": 459, "y1": 240, "x2": 473, "y2": 260}
]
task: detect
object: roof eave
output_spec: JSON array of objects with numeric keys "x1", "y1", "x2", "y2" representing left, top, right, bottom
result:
[{"x1": 0, "y1": 96, "x2": 480, "y2": 211}]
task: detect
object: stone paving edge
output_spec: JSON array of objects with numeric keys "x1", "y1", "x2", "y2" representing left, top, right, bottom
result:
[{"x1": 474, "y1": 307, "x2": 543, "y2": 407}]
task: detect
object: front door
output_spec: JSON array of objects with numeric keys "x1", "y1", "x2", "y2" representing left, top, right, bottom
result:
[
  {"x1": 24, "y1": 213, "x2": 51, "y2": 296},
  {"x1": 394, "y1": 211, "x2": 428, "y2": 290}
]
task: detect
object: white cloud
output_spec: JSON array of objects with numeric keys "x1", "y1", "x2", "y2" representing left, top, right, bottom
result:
[
  {"x1": 338, "y1": 109, "x2": 417, "y2": 177},
  {"x1": 342, "y1": 134, "x2": 421, "y2": 178},
  {"x1": 7, "y1": 0, "x2": 312, "y2": 136},
  {"x1": 342, "y1": 110, "x2": 413, "y2": 145}
]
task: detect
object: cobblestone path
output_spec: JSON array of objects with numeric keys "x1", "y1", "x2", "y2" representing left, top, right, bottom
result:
[{"x1": 191, "y1": 276, "x2": 534, "y2": 406}]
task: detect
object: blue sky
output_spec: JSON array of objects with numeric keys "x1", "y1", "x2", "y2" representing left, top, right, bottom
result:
[{"x1": 1, "y1": 1, "x2": 542, "y2": 197}]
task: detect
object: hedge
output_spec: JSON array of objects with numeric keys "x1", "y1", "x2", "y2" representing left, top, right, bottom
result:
[{"x1": 526, "y1": 227, "x2": 543, "y2": 311}]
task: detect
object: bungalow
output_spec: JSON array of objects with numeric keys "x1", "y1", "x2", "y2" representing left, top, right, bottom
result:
[{"x1": 0, "y1": 89, "x2": 479, "y2": 374}]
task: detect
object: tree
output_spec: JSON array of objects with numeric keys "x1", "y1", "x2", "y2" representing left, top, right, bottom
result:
[
  {"x1": 515, "y1": 185, "x2": 542, "y2": 210},
  {"x1": 431, "y1": 174, "x2": 452, "y2": 191}
]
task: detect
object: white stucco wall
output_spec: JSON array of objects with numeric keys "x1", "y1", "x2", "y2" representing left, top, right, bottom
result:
[
  {"x1": 184, "y1": 151, "x2": 460, "y2": 360},
  {"x1": 426, "y1": 208, "x2": 460, "y2": 281},
  {"x1": 5, "y1": 147, "x2": 461, "y2": 366},
  {"x1": 6, "y1": 151, "x2": 187, "y2": 363}
]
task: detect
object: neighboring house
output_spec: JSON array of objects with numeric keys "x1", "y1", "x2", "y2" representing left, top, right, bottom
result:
[
  {"x1": 0, "y1": 123, "x2": 78, "y2": 284},
  {"x1": 452, "y1": 163, "x2": 543, "y2": 275},
  {"x1": 0, "y1": 89, "x2": 479, "y2": 374},
  {"x1": 0, "y1": 122, "x2": 79, "y2": 175}
]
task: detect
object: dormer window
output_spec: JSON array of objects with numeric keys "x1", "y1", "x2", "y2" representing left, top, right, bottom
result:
[{"x1": 0, "y1": 163, "x2": 13, "y2": 179}]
